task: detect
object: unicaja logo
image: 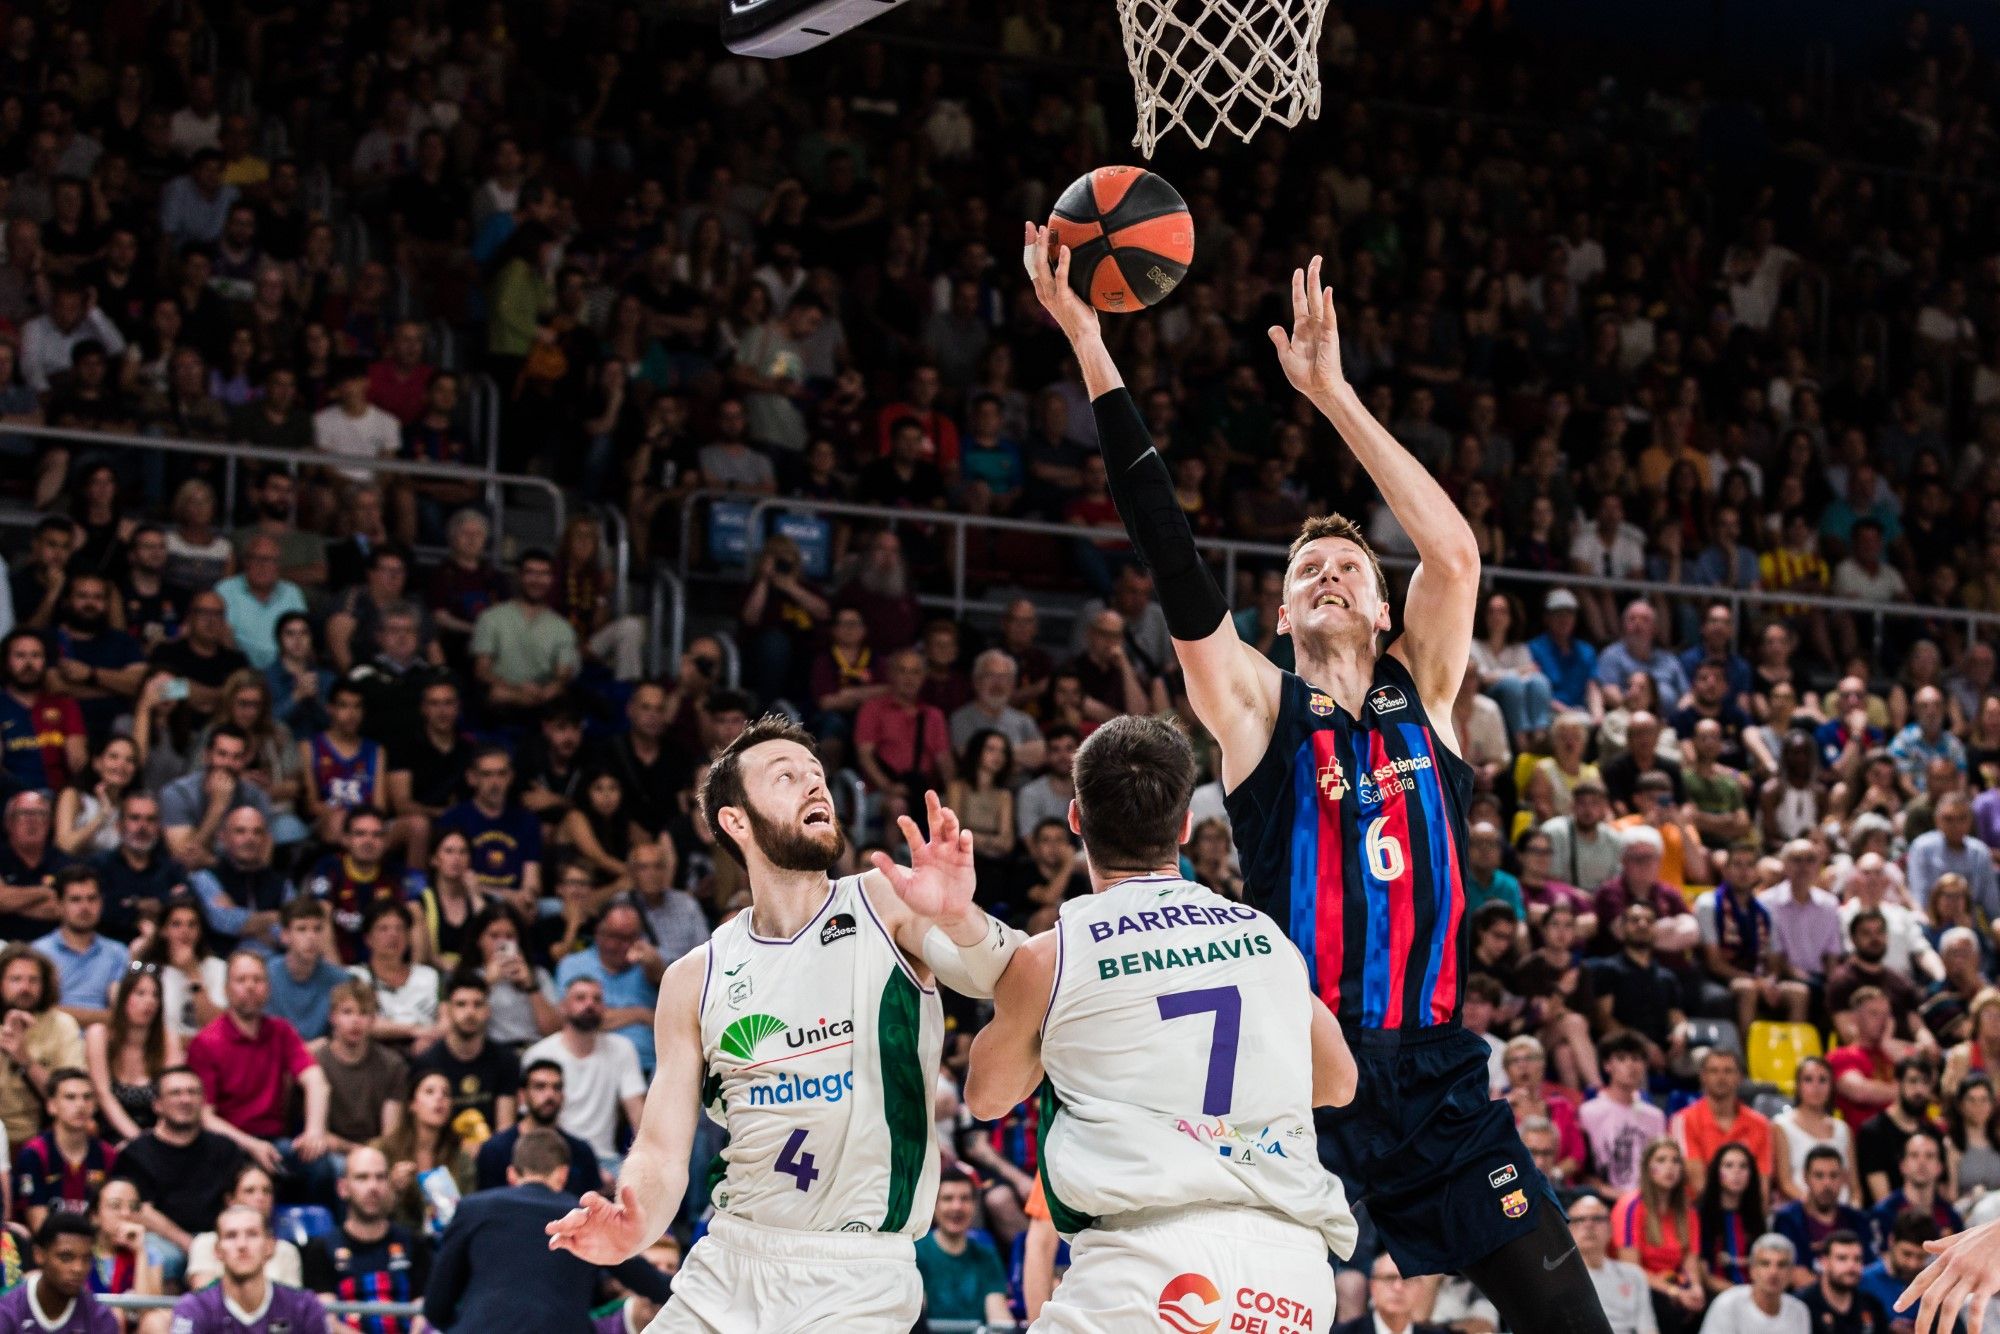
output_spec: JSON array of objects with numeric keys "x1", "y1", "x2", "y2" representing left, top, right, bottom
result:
[
  {"x1": 719, "y1": 1013, "x2": 785, "y2": 1060},
  {"x1": 1156, "y1": 1273, "x2": 1222, "y2": 1334}
]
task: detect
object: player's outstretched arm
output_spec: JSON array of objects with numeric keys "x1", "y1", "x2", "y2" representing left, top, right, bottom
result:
[
  {"x1": 1308, "y1": 994, "x2": 1358, "y2": 1109},
  {"x1": 965, "y1": 930, "x2": 1058, "y2": 1120},
  {"x1": 1899, "y1": 1216, "x2": 2000, "y2": 1334},
  {"x1": 1025, "y1": 222, "x2": 1282, "y2": 787},
  {"x1": 867, "y1": 790, "x2": 1027, "y2": 998},
  {"x1": 1272, "y1": 258, "x2": 1480, "y2": 733},
  {"x1": 546, "y1": 947, "x2": 704, "y2": 1266}
]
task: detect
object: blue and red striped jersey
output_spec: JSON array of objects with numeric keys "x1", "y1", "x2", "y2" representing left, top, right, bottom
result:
[{"x1": 1224, "y1": 656, "x2": 1475, "y2": 1032}]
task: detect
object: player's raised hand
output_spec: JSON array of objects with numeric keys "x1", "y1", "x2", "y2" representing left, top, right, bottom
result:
[
  {"x1": 872, "y1": 789, "x2": 977, "y2": 924},
  {"x1": 1023, "y1": 221, "x2": 1101, "y2": 347},
  {"x1": 1269, "y1": 254, "x2": 1346, "y2": 401},
  {"x1": 1898, "y1": 1217, "x2": 2000, "y2": 1334},
  {"x1": 546, "y1": 1183, "x2": 649, "y2": 1266}
]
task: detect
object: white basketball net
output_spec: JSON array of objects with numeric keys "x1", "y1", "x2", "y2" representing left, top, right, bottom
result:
[{"x1": 1118, "y1": 0, "x2": 1329, "y2": 156}]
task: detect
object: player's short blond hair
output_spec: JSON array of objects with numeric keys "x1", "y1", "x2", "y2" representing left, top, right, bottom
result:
[{"x1": 1286, "y1": 514, "x2": 1388, "y2": 602}]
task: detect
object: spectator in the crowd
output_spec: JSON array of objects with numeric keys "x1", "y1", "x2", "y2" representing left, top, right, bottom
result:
[
  {"x1": 158, "y1": 726, "x2": 273, "y2": 871},
  {"x1": 167, "y1": 1205, "x2": 328, "y2": 1334},
  {"x1": 854, "y1": 648, "x2": 955, "y2": 844},
  {"x1": 1908, "y1": 793, "x2": 2000, "y2": 923},
  {"x1": 1828, "y1": 909, "x2": 1930, "y2": 1048},
  {"x1": 1694, "y1": 1141, "x2": 1768, "y2": 1295},
  {"x1": 1856, "y1": 1210, "x2": 1942, "y2": 1327},
  {"x1": 181, "y1": 1161, "x2": 301, "y2": 1291},
  {"x1": 1588, "y1": 902, "x2": 1689, "y2": 1070},
  {"x1": 298, "y1": 679, "x2": 387, "y2": 847},
  {"x1": 474, "y1": 1058, "x2": 602, "y2": 1199},
  {"x1": 0, "y1": 1213, "x2": 116, "y2": 1333},
  {"x1": 1697, "y1": 1232, "x2": 1807, "y2": 1334},
  {"x1": 91, "y1": 793, "x2": 187, "y2": 943},
  {"x1": 410, "y1": 973, "x2": 517, "y2": 1139},
  {"x1": 184, "y1": 806, "x2": 290, "y2": 953},
  {"x1": 47, "y1": 574, "x2": 144, "y2": 747},
  {"x1": 12, "y1": 1067, "x2": 114, "y2": 1230},
  {"x1": 1331, "y1": 1253, "x2": 1449, "y2": 1334},
  {"x1": 1759, "y1": 839, "x2": 1845, "y2": 988},
  {"x1": 949, "y1": 649, "x2": 1047, "y2": 774},
  {"x1": 520, "y1": 977, "x2": 645, "y2": 1175},
  {"x1": 424, "y1": 1130, "x2": 669, "y2": 1334},
  {"x1": 1866, "y1": 1128, "x2": 1962, "y2": 1251},
  {"x1": 304, "y1": 807, "x2": 402, "y2": 966},
  {"x1": 299, "y1": 1144, "x2": 430, "y2": 1333},
  {"x1": 0, "y1": 632, "x2": 85, "y2": 794},
  {"x1": 212, "y1": 533, "x2": 307, "y2": 672},
  {"x1": 915, "y1": 1166, "x2": 1012, "y2": 1329},
  {"x1": 1582, "y1": 1033, "x2": 1668, "y2": 1197},
  {"x1": 311, "y1": 979, "x2": 407, "y2": 1162},
  {"x1": 620, "y1": 840, "x2": 709, "y2": 973},
  {"x1": 1694, "y1": 841, "x2": 1797, "y2": 1034},
  {"x1": 348, "y1": 900, "x2": 441, "y2": 1052},
  {"x1": 1612, "y1": 1138, "x2": 1706, "y2": 1332},
  {"x1": 1593, "y1": 829, "x2": 1700, "y2": 956},
  {"x1": 32, "y1": 867, "x2": 126, "y2": 1027},
  {"x1": 1839, "y1": 854, "x2": 1941, "y2": 985},
  {"x1": 1770, "y1": 1056, "x2": 1863, "y2": 1206},
  {"x1": 1597, "y1": 601, "x2": 1690, "y2": 711},
  {"x1": 470, "y1": 550, "x2": 579, "y2": 716},
  {"x1": 83, "y1": 964, "x2": 181, "y2": 1145},
  {"x1": 0, "y1": 943, "x2": 84, "y2": 1147},
  {"x1": 185, "y1": 950, "x2": 331, "y2": 1170},
  {"x1": 1772, "y1": 1146, "x2": 1872, "y2": 1284},
  {"x1": 1673, "y1": 1049, "x2": 1775, "y2": 1196},
  {"x1": 1569, "y1": 1191, "x2": 1656, "y2": 1334},
  {"x1": 1856, "y1": 1056, "x2": 1940, "y2": 1204},
  {"x1": 262, "y1": 897, "x2": 347, "y2": 1043},
  {"x1": 439, "y1": 746, "x2": 543, "y2": 912},
  {"x1": 109, "y1": 1065, "x2": 242, "y2": 1284},
  {"x1": 1793, "y1": 1229, "x2": 1888, "y2": 1334},
  {"x1": 372, "y1": 1069, "x2": 476, "y2": 1234},
  {"x1": 1544, "y1": 779, "x2": 1625, "y2": 895}
]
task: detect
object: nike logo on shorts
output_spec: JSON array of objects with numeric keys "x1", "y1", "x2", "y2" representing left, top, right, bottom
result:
[{"x1": 1544, "y1": 1246, "x2": 1578, "y2": 1272}]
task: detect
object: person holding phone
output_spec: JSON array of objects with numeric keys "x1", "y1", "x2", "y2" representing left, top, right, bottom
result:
[{"x1": 740, "y1": 533, "x2": 828, "y2": 707}]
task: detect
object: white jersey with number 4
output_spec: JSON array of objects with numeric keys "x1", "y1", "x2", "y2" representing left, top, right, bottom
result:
[
  {"x1": 1037, "y1": 875, "x2": 1357, "y2": 1255},
  {"x1": 697, "y1": 874, "x2": 943, "y2": 1236}
]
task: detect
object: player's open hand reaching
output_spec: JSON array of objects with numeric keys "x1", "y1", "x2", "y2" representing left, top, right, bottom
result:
[
  {"x1": 546, "y1": 1183, "x2": 648, "y2": 1266},
  {"x1": 871, "y1": 790, "x2": 977, "y2": 926},
  {"x1": 1023, "y1": 221, "x2": 1101, "y2": 347},
  {"x1": 1269, "y1": 254, "x2": 1346, "y2": 402}
]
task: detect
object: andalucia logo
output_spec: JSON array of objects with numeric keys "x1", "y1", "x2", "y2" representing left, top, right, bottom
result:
[{"x1": 720, "y1": 1013, "x2": 786, "y2": 1060}]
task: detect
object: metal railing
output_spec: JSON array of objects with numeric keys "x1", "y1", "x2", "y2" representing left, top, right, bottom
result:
[
  {"x1": 92, "y1": 1293, "x2": 1009, "y2": 1331},
  {"x1": 674, "y1": 491, "x2": 2000, "y2": 652},
  {"x1": 4, "y1": 420, "x2": 580, "y2": 578},
  {"x1": 649, "y1": 566, "x2": 688, "y2": 677}
]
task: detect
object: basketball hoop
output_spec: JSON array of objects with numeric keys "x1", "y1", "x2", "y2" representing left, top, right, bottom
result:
[{"x1": 1117, "y1": 0, "x2": 1329, "y2": 156}]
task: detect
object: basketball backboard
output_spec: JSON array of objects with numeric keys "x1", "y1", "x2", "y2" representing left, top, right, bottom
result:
[{"x1": 720, "y1": 0, "x2": 913, "y2": 57}]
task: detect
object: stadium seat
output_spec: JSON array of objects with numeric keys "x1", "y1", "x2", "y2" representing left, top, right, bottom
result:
[
  {"x1": 1746, "y1": 1022, "x2": 1823, "y2": 1096},
  {"x1": 274, "y1": 1205, "x2": 337, "y2": 1247}
]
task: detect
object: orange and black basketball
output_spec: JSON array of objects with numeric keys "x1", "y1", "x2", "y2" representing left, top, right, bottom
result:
[{"x1": 1047, "y1": 166, "x2": 1195, "y2": 312}]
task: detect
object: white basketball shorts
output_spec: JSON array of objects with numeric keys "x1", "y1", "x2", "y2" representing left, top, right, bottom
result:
[
  {"x1": 1033, "y1": 1204, "x2": 1334, "y2": 1334},
  {"x1": 642, "y1": 1212, "x2": 922, "y2": 1334}
]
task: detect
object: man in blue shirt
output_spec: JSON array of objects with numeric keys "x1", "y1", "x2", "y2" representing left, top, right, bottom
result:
[
  {"x1": 91, "y1": 792, "x2": 186, "y2": 942},
  {"x1": 47, "y1": 574, "x2": 145, "y2": 746},
  {"x1": 264, "y1": 898, "x2": 349, "y2": 1042},
  {"x1": 1675, "y1": 602, "x2": 1754, "y2": 709},
  {"x1": 1771, "y1": 1147, "x2": 1872, "y2": 1284},
  {"x1": 439, "y1": 746, "x2": 543, "y2": 910},
  {"x1": 1527, "y1": 589, "x2": 1601, "y2": 714},
  {"x1": 553, "y1": 902, "x2": 661, "y2": 1072},
  {"x1": 31, "y1": 868, "x2": 127, "y2": 1026},
  {"x1": 1857, "y1": 1210, "x2": 1940, "y2": 1323},
  {"x1": 1595, "y1": 599, "x2": 1689, "y2": 709}
]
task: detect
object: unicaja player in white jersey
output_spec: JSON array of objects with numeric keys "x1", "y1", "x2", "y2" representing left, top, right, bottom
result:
[
  {"x1": 546, "y1": 714, "x2": 1032, "y2": 1333},
  {"x1": 968, "y1": 714, "x2": 1361, "y2": 1334}
]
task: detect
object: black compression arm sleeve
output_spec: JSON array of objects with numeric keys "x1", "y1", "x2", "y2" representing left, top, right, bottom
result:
[{"x1": 1091, "y1": 387, "x2": 1230, "y2": 641}]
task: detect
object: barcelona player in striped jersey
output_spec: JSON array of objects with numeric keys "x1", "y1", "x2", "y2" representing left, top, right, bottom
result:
[{"x1": 1027, "y1": 226, "x2": 1612, "y2": 1333}]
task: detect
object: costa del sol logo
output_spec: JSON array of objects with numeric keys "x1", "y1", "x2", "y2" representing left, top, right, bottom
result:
[
  {"x1": 1156, "y1": 1272, "x2": 1223, "y2": 1334},
  {"x1": 719, "y1": 1013, "x2": 785, "y2": 1061}
]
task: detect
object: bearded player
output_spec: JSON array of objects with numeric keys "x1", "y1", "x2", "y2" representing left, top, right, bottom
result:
[
  {"x1": 968, "y1": 713, "x2": 1358, "y2": 1333},
  {"x1": 1026, "y1": 223, "x2": 1611, "y2": 1334},
  {"x1": 545, "y1": 715, "x2": 1027, "y2": 1333}
]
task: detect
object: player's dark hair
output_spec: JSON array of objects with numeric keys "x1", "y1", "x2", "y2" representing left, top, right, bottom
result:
[
  {"x1": 1070, "y1": 715, "x2": 1195, "y2": 873},
  {"x1": 701, "y1": 714, "x2": 824, "y2": 868},
  {"x1": 35, "y1": 1211, "x2": 94, "y2": 1251}
]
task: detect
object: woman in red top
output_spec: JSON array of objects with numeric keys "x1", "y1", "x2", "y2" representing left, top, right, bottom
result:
[{"x1": 1613, "y1": 1138, "x2": 1707, "y2": 1333}]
